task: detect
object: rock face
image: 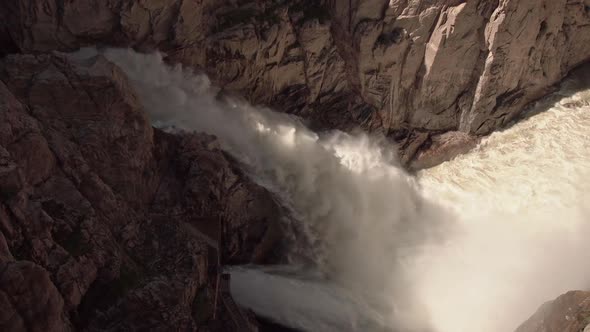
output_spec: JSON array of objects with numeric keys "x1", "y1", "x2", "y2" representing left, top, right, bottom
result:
[
  {"x1": 516, "y1": 291, "x2": 590, "y2": 332},
  {"x1": 2, "y1": 0, "x2": 590, "y2": 164},
  {"x1": 1, "y1": 1, "x2": 589, "y2": 331},
  {"x1": 0, "y1": 52, "x2": 283, "y2": 331}
]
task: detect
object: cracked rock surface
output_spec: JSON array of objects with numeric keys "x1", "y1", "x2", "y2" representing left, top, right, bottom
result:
[
  {"x1": 0, "y1": 52, "x2": 283, "y2": 331},
  {"x1": 516, "y1": 291, "x2": 590, "y2": 332},
  {"x1": 1, "y1": 1, "x2": 589, "y2": 331},
  {"x1": 2, "y1": 0, "x2": 590, "y2": 165}
]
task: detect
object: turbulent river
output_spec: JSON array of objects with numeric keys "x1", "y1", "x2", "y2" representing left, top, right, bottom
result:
[{"x1": 81, "y1": 48, "x2": 590, "y2": 332}]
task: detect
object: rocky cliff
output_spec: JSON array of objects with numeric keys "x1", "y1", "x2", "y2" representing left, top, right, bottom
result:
[
  {"x1": 1, "y1": 1, "x2": 590, "y2": 331},
  {"x1": 2, "y1": 0, "x2": 590, "y2": 165},
  {"x1": 0, "y1": 52, "x2": 284, "y2": 331},
  {"x1": 516, "y1": 291, "x2": 590, "y2": 332}
]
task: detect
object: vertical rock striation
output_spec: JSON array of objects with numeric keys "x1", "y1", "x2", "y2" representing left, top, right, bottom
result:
[
  {"x1": 1, "y1": 1, "x2": 589, "y2": 330},
  {"x1": 2, "y1": 1, "x2": 589, "y2": 160}
]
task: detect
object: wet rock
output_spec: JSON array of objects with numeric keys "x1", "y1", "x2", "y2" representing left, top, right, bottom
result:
[{"x1": 410, "y1": 131, "x2": 479, "y2": 170}]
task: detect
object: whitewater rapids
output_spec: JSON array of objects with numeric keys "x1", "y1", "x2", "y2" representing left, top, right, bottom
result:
[{"x1": 82, "y1": 48, "x2": 590, "y2": 332}]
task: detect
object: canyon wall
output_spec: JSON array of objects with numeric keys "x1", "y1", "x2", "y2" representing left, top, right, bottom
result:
[
  {"x1": 0, "y1": 52, "x2": 283, "y2": 331},
  {"x1": 1, "y1": 1, "x2": 590, "y2": 331},
  {"x1": 2, "y1": 0, "x2": 590, "y2": 165}
]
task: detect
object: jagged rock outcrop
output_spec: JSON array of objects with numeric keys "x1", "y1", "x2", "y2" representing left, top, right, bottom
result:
[
  {"x1": 516, "y1": 291, "x2": 590, "y2": 332},
  {"x1": 1, "y1": 2, "x2": 589, "y2": 331},
  {"x1": 0, "y1": 52, "x2": 283, "y2": 331},
  {"x1": 1, "y1": 0, "x2": 590, "y2": 165}
]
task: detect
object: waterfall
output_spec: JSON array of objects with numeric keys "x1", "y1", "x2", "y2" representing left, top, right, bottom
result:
[{"x1": 82, "y1": 48, "x2": 590, "y2": 332}]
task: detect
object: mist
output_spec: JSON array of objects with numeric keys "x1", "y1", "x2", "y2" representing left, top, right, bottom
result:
[
  {"x1": 73, "y1": 48, "x2": 590, "y2": 332},
  {"x1": 416, "y1": 81, "x2": 590, "y2": 332}
]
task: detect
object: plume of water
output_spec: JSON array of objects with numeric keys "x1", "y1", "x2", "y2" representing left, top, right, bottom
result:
[
  {"x1": 72, "y1": 48, "x2": 590, "y2": 332},
  {"x1": 95, "y1": 48, "x2": 452, "y2": 331}
]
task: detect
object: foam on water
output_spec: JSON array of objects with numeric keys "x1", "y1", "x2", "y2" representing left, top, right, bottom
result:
[{"x1": 415, "y1": 80, "x2": 590, "y2": 332}]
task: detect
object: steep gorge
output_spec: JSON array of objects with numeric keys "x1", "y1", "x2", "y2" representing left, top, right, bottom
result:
[
  {"x1": 2, "y1": 0, "x2": 590, "y2": 166},
  {"x1": 0, "y1": 1, "x2": 589, "y2": 332}
]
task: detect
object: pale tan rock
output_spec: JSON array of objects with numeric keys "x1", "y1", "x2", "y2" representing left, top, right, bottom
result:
[{"x1": 2, "y1": 0, "x2": 588, "y2": 160}]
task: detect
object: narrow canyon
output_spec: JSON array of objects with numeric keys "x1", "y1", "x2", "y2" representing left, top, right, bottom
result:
[{"x1": 0, "y1": 1, "x2": 589, "y2": 331}]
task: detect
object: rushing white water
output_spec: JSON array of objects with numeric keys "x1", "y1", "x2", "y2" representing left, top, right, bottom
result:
[
  {"x1": 415, "y1": 76, "x2": 590, "y2": 332},
  {"x1": 78, "y1": 48, "x2": 590, "y2": 332}
]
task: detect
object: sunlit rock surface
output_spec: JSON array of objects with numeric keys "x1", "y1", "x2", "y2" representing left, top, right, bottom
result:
[
  {"x1": 1, "y1": 1, "x2": 589, "y2": 331},
  {"x1": 2, "y1": 0, "x2": 590, "y2": 165}
]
